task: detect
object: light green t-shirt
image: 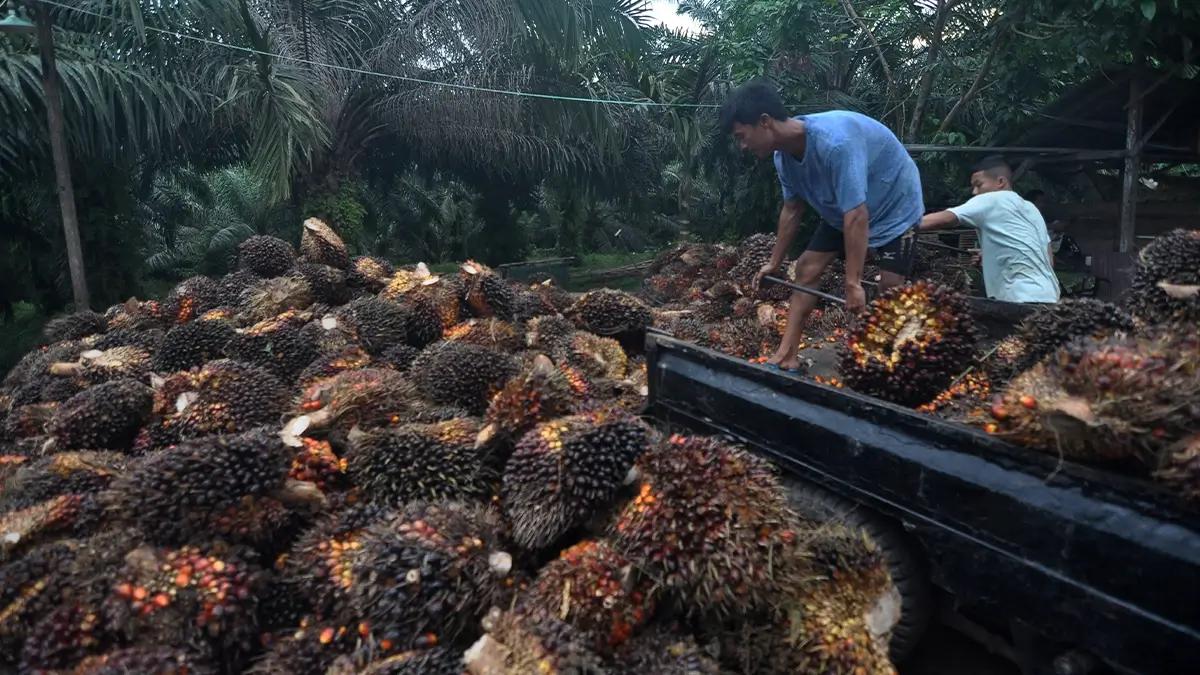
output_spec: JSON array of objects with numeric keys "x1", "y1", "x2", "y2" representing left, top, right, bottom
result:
[{"x1": 949, "y1": 191, "x2": 1060, "y2": 303}]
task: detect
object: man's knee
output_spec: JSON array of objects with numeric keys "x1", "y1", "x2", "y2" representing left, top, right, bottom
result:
[
  {"x1": 794, "y1": 255, "x2": 831, "y2": 284},
  {"x1": 878, "y1": 270, "x2": 906, "y2": 290}
]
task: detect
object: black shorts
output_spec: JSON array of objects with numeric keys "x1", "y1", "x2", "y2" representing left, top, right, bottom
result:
[{"x1": 806, "y1": 223, "x2": 917, "y2": 276}]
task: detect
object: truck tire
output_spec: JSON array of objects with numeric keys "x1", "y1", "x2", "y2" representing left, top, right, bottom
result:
[{"x1": 781, "y1": 475, "x2": 933, "y2": 663}]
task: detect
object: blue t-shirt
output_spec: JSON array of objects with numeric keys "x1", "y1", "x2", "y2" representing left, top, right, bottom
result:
[{"x1": 774, "y1": 111, "x2": 923, "y2": 248}]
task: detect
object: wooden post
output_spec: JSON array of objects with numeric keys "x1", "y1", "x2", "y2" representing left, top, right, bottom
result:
[
  {"x1": 1118, "y1": 71, "x2": 1144, "y2": 254},
  {"x1": 35, "y1": 3, "x2": 89, "y2": 309}
]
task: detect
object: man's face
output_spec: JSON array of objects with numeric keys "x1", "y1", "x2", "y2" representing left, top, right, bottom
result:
[
  {"x1": 970, "y1": 170, "x2": 1007, "y2": 195},
  {"x1": 731, "y1": 117, "x2": 776, "y2": 160}
]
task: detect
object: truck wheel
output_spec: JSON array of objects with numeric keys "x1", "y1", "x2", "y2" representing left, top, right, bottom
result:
[{"x1": 781, "y1": 476, "x2": 933, "y2": 663}]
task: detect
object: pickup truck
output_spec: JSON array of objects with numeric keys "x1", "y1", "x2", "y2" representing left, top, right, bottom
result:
[{"x1": 642, "y1": 330, "x2": 1200, "y2": 675}]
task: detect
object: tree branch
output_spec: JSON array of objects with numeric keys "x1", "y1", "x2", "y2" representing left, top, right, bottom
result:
[
  {"x1": 839, "y1": 0, "x2": 894, "y2": 97},
  {"x1": 906, "y1": 0, "x2": 951, "y2": 141},
  {"x1": 937, "y1": 31, "x2": 1007, "y2": 134}
]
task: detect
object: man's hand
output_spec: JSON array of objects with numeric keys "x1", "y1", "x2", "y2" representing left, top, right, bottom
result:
[
  {"x1": 845, "y1": 281, "x2": 866, "y2": 314},
  {"x1": 752, "y1": 262, "x2": 778, "y2": 291}
]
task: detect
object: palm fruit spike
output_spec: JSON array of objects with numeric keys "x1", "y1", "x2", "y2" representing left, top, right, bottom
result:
[
  {"x1": 335, "y1": 296, "x2": 410, "y2": 356},
  {"x1": 344, "y1": 420, "x2": 497, "y2": 504},
  {"x1": 20, "y1": 600, "x2": 110, "y2": 671},
  {"x1": 464, "y1": 608, "x2": 607, "y2": 675},
  {"x1": 518, "y1": 540, "x2": 655, "y2": 654},
  {"x1": 502, "y1": 409, "x2": 651, "y2": 550},
  {"x1": 238, "y1": 235, "x2": 297, "y2": 277},
  {"x1": 1157, "y1": 434, "x2": 1200, "y2": 502},
  {"x1": 609, "y1": 434, "x2": 802, "y2": 617},
  {"x1": 160, "y1": 360, "x2": 288, "y2": 442},
  {"x1": 1124, "y1": 228, "x2": 1200, "y2": 325},
  {"x1": 296, "y1": 346, "x2": 372, "y2": 386},
  {"x1": 445, "y1": 317, "x2": 524, "y2": 352},
  {"x1": 296, "y1": 262, "x2": 351, "y2": 306},
  {"x1": 49, "y1": 346, "x2": 152, "y2": 386},
  {"x1": 286, "y1": 368, "x2": 422, "y2": 439},
  {"x1": 461, "y1": 260, "x2": 517, "y2": 320},
  {"x1": 981, "y1": 330, "x2": 1200, "y2": 467},
  {"x1": 1012, "y1": 299, "x2": 1136, "y2": 373},
  {"x1": 47, "y1": 379, "x2": 153, "y2": 452},
  {"x1": 70, "y1": 646, "x2": 214, "y2": 675},
  {"x1": 152, "y1": 319, "x2": 236, "y2": 373},
  {"x1": 616, "y1": 625, "x2": 720, "y2": 675},
  {"x1": 300, "y1": 218, "x2": 350, "y2": 270},
  {"x1": 566, "y1": 289, "x2": 652, "y2": 337},
  {"x1": 479, "y1": 354, "x2": 578, "y2": 447},
  {"x1": 102, "y1": 542, "x2": 266, "y2": 652},
  {"x1": 237, "y1": 274, "x2": 315, "y2": 323},
  {"x1": 104, "y1": 429, "x2": 321, "y2": 544},
  {"x1": 410, "y1": 341, "x2": 519, "y2": 415},
  {"x1": 163, "y1": 276, "x2": 224, "y2": 324},
  {"x1": 226, "y1": 314, "x2": 321, "y2": 382},
  {"x1": 346, "y1": 501, "x2": 516, "y2": 643},
  {"x1": 563, "y1": 331, "x2": 628, "y2": 381},
  {"x1": 348, "y1": 255, "x2": 396, "y2": 293},
  {"x1": 43, "y1": 310, "x2": 108, "y2": 343},
  {"x1": 839, "y1": 280, "x2": 977, "y2": 407}
]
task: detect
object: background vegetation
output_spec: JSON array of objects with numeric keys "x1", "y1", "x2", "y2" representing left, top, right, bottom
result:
[{"x1": 1, "y1": 0, "x2": 1197, "y2": 366}]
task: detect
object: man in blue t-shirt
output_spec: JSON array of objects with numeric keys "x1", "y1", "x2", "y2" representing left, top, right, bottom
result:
[{"x1": 719, "y1": 80, "x2": 925, "y2": 371}]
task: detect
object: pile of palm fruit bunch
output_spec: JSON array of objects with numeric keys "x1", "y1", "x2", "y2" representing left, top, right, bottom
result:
[
  {"x1": 961, "y1": 228, "x2": 1200, "y2": 502},
  {"x1": 0, "y1": 217, "x2": 902, "y2": 673}
]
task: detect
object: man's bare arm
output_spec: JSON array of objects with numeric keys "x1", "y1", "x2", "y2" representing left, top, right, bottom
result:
[
  {"x1": 919, "y1": 210, "x2": 959, "y2": 231},
  {"x1": 770, "y1": 200, "x2": 804, "y2": 267}
]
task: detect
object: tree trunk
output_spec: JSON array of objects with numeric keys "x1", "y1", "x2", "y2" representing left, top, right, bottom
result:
[
  {"x1": 937, "y1": 31, "x2": 1007, "y2": 135},
  {"x1": 906, "y1": 0, "x2": 952, "y2": 142},
  {"x1": 36, "y1": 4, "x2": 89, "y2": 310}
]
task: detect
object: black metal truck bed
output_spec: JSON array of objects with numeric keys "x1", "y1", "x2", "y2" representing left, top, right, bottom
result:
[{"x1": 644, "y1": 333, "x2": 1200, "y2": 674}]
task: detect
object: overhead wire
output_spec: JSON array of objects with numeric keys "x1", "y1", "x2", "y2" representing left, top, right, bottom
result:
[{"x1": 34, "y1": 0, "x2": 732, "y2": 109}]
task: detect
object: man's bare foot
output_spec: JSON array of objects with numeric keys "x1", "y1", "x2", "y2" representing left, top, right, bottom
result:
[
  {"x1": 766, "y1": 349, "x2": 791, "y2": 366},
  {"x1": 776, "y1": 357, "x2": 804, "y2": 372}
]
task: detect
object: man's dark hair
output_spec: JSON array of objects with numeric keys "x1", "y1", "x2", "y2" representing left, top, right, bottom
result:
[
  {"x1": 973, "y1": 155, "x2": 1013, "y2": 181},
  {"x1": 719, "y1": 80, "x2": 789, "y2": 133}
]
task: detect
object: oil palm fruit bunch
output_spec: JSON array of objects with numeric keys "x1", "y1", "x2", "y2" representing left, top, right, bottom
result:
[
  {"x1": 344, "y1": 501, "x2": 516, "y2": 645},
  {"x1": 225, "y1": 313, "x2": 321, "y2": 382},
  {"x1": 44, "y1": 310, "x2": 109, "y2": 344},
  {"x1": 152, "y1": 319, "x2": 236, "y2": 373},
  {"x1": 403, "y1": 289, "x2": 451, "y2": 348},
  {"x1": 348, "y1": 255, "x2": 395, "y2": 293},
  {"x1": 379, "y1": 262, "x2": 437, "y2": 300},
  {"x1": 729, "y1": 233, "x2": 790, "y2": 301},
  {"x1": 525, "y1": 315, "x2": 576, "y2": 354},
  {"x1": 163, "y1": 276, "x2": 227, "y2": 325},
  {"x1": 982, "y1": 330, "x2": 1200, "y2": 471},
  {"x1": 502, "y1": 409, "x2": 651, "y2": 550},
  {"x1": 288, "y1": 368, "x2": 421, "y2": 436},
  {"x1": 20, "y1": 599, "x2": 112, "y2": 671},
  {"x1": 49, "y1": 346, "x2": 153, "y2": 385},
  {"x1": 300, "y1": 218, "x2": 350, "y2": 270},
  {"x1": 329, "y1": 647, "x2": 463, "y2": 675},
  {"x1": 296, "y1": 346, "x2": 373, "y2": 387},
  {"x1": 616, "y1": 625, "x2": 720, "y2": 674},
  {"x1": 334, "y1": 296, "x2": 410, "y2": 356},
  {"x1": 465, "y1": 608, "x2": 606, "y2": 675},
  {"x1": 103, "y1": 298, "x2": 169, "y2": 332},
  {"x1": 238, "y1": 235, "x2": 297, "y2": 278},
  {"x1": 527, "y1": 278, "x2": 575, "y2": 315},
  {"x1": 287, "y1": 437, "x2": 347, "y2": 493},
  {"x1": 695, "y1": 280, "x2": 741, "y2": 323},
  {"x1": 839, "y1": 280, "x2": 977, "y2": 407},
  {"x1": 101, "y1": 542, "x2": 266, "y2": 654},
  {"x1": 0, "y1": 493, "x2": 100, "y2": 560},
  {"x1": 0, "y1": 451, "x2": 125, "y2": 513},
  {"x1": 709, "y1": 317, "x2": 775, "y2": 360},
  {"x1": 343, "y1": 420, "x2": 497, "y2": 504},
  {"x1": 1011, "y1": 299, "x2": 1136, "y2": 373},
  {"x1": 375, "y1": 343, "x2": 420, "y2": 373},
  {"x1": 147, "y1": 360, "x2": 288, "y2": 444},
  {"x1": 0, "y1": 539, "x2": 79, "y2": 654},
  {"x1": 296, "y1": 262, "x2": 351, "y2": 306},
  {"x1": 517, "y1": 540, "x2": 656, "y2": 654},
  {"x1": 90, "y1": 325, "x2": 166, "y2": 353},
  {"x1": 566, "y1": 289, "x2": 653, "y2": 341},
  {"x1": 68, "y1": 646, "x2": 213, "y2": 675},
  {"x1": 479, "y1": 354, "x2": 578, "y2": 447},
  {"x1": 1124, "y1": 228, "x2": 1200, "y2": 325},
  {"x1": 445, "y1": 318, "x2": 524, "y2": 352},
  {"x1": 461, "y1": 260, "x2": 517, "y2": 320},
  {"x1": 560, "y1": 331, "x2": 629, "y2": 382},
  {"x1": 983, "y1": 334, "x2": 1030, "y2": 386},
  {"x1": 104, "y1": 429, "x2": 320, "y2": 545},
  {"x1": 609, "y1": 435, "x2": 801, "y2": 617},
  {"x1": 4, "y1": 402, "x2": 58, "y2": 440},
  {"x1": 410, "y1": 341, "x2": 519, "y2": 415},
  {"x1": 48, "y1": 379, "x2": 153, "y2": 452},
  {"x1": 252, "y1": 615, "x2": 372, "y2": 675},
  {"x1": 237, "y1": 275, "x2": 315, "y2": 323},
  {"x1": 281, "y1": 503, "x2": 394, "y2": 620}
]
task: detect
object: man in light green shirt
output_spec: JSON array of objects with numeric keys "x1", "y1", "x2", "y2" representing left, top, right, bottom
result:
[{"x1": 920, "y1": 156, "x2": 1059, "y2": 303}]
